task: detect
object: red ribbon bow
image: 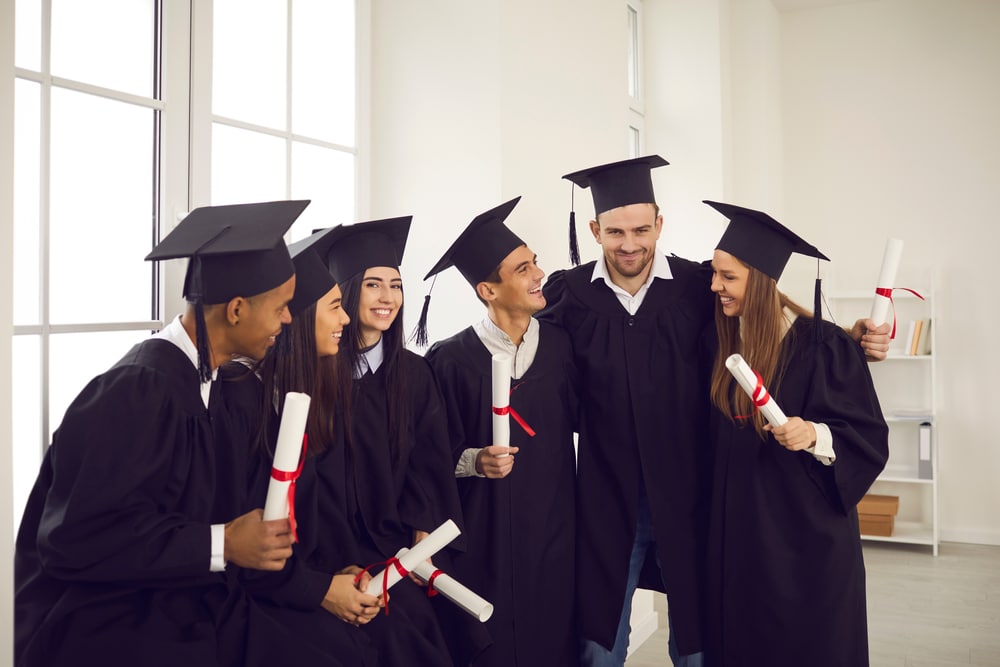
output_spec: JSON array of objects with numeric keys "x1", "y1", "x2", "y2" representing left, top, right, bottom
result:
[
  {"x1": 270, "y1": 434, "x2": 307, "y2": 543},
  {"x1": 735, "y1": 370, "x2": 770, "y2": 421},
  {"x1": 875, "y1": 287, "x2": 925, "y2": 339}
]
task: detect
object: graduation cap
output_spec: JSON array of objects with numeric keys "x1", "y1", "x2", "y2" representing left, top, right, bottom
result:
[
  {"x1": 704, "y1": 200, "x2": 828, "y2": 281},
  {"x1": 411, "y1": 197, "x2": 525, "y2": 347},
  {"x1": 145, "y1": 199, "x2": 308, "y2": 381},
  {"x1": 286, "y1": 225, "x2": 347, "y2": 317},
  {"x1": 704, "y1": 199, "x2": 829, "y2": 338},
  {"x1": 321, "y1": 216, "x2": 412, "y2": 282},
  {"x1": 561, "y1": 155, "x2": 669, "y2": 266}
]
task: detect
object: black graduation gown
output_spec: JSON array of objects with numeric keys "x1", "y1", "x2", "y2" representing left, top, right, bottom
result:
[
  {"x1": 14, "y1": 339, "x2": 341, "y2": 667},
  {"x1": 344, "y1": 349, "x2": 463, "y2": 666},
  {"x1": 222, "y1": 367, "x2": 377, "y2": 667},
  {"x1": 703, "y1": 318, "x2": 889, "y2": 667},
  {"x1": 425, "y1": 323, "x2": 579, "y2": 667},
  {"x1": 537, "y1": 256, "x2": 715, "y2": 656}
]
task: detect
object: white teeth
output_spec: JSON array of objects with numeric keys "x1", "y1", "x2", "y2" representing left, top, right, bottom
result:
[{"x1": 373, "y1": 309, "x2": 391, "y2": 316}]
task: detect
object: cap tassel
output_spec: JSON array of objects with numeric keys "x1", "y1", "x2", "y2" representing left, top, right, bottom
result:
[
  {"x1": 813, "y1": 264, "x2": 823, "y2": 343},
  {"x1": 409, "y1": 275, "x2": 437, "y2": 348},
  {"x1": 569, "y1": 185, "x2": 581, "y2": 266},
  {"x1": 194, "y1": 299, "x2": 213, "y2": 383}
]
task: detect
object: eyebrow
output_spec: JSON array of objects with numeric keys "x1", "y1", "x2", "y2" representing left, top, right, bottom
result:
[
  {"x1": 513, "y1": 256, "x2": 537, "y2": 272},
  {"x1": 362, "y1": 275, "x2": 402, "y2": 283}
]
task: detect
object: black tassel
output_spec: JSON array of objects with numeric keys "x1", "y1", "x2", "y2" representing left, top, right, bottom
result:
[
  {"x1": 813, "y1": 276, "x2": 823, "y2": 343},
  {"x1": 194, "y1": 299, "x2": 213, "y2": 383},
  {"x1": 569, "y1": 211, "x2": 581, "y2": 267},
  {"x1": 410, "y1": 292, "x2": 432, "y2": 348}
]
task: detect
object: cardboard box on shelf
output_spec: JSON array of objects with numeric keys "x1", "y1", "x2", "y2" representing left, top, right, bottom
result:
[
  {"x1": 857, "y1": 493, "x2": 899, "y2": 516},
  {"x1": 859, "y1": 514, "x2": 895, "y2": 537}
]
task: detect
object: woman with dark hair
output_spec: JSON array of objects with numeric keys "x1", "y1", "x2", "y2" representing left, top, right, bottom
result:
[
  {"x1": 700, "y1": 201, "x2": 889, "y2": 667},
  {"x1": 322, "y1": 216, "x2": 461, "y2": 667}
]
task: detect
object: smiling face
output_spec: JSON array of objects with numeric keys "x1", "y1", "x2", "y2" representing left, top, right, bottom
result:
[
  {"x1": 355, "y1": 266, "x2": 402, "y2": 348},
  {"x1": 314, "y1": 283, "x2": 350, "y2": 358},
  {"x1": 480, "y1": 244, "x2": 546, "y2": 316},
  {"x1": 710, "y1": 249, "x2": 750, "y2": 317},
  {"x1": 228, "y1": 274, "x2": 296, "y2": 361},
  {"x1": 590, "y1": 203, "x2": 662, "y2": 284}
]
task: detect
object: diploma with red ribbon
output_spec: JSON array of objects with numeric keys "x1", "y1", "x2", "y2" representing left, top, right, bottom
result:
[
  {"x1": 262, "y1": 391, "x2": 311, "y2": 542},
  {"x1": 870, "y1": 238, "x2": 904, "y2": 335},
  {"x1": 363, "y1": 519, "x2": 461, "y2": 604},
  {"x1": 396, "y1": 547, "x2": 494, "y2": 622},
  {"x1": 725, "y1": 354, "x2": 788, "y2": 427},
  {"x1": 492, "y1": 353, "x2": 513, "y2": 456}
]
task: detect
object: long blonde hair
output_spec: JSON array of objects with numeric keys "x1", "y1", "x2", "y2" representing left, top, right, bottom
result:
[{"x1": 709, "y1": 259, "x2": 812, "y2": 439}]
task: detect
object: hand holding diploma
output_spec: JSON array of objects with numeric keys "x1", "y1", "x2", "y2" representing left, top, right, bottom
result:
[
  {"x1": 725, "y1": 354, "x2": 787, "y2": 427},
  {"x1": 358, "y1": 519, "x2": 461, "y2": 613}
]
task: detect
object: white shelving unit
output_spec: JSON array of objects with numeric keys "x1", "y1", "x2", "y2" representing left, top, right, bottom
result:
[{"x1": 827, "y1": 284, "x2": 939, "y2": 556}]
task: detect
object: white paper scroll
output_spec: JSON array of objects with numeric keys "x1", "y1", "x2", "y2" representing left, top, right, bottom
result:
[
  {"x1": 725, "y1": 354, "x2": 787, "y2": 427},
  {"x1": 366, "y1": 519, "x2": 461, "y2": 594},
  {"x1": 492, "y1": 353, "x2": 512, "y2": 456},
  {"x1": 870, "y1": 238, "x2": 904, "y2": 327},
  {"x1": 262, "y1": 391, "x2": 311, "y2": 521},
  {"x1": 396, "y1": 547, "x2": 494, "y2": 622}
]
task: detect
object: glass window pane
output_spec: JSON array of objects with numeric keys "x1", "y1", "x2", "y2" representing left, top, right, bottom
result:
[
  {"x1": 292, "y1": 0, "x2": 355, "y2": 146},
  {"x1": 627, "y1": 5, "x2": 640, "y2": 100},
  {"x1": 629, "y1": 126, "x2": 641, "y2": 159},
  {"x1": 12, "y1": 335, "x2": 41, "y2": 532},
  {"x1": 49, "y1": 88, "x2": 155, "y2": 324},
  {"x1": 48, "y1": 330, "x2": 154, "y2": 445},
  {"x1": 15, "y1": 0, "x2": 42, "y2": 71},
  {"x1": 213, "y1": 0, "x2": 287, "y2": 129},
  {"x1": 14, "y1": 79, "x2": 41, "y2": 326},
  {"x1": 51, "y1": 0, "x2": 155, "y2": 97},
  {"x1": 211, "y1": 124, "x2": 287, "y2": 205},
  {"x1": 290, "y1": 143, "x2": 355, "y2": 241}
]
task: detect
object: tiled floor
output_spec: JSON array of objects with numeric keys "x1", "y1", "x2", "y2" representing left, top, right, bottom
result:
[{"x1": 625, "y1": 542, "x2": 1000, "y2": 666}]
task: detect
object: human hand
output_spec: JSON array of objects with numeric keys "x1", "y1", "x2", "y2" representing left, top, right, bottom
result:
[
  {"x1": 850, "y1": 318, "x2": 891, "y2": 361},
  {"x1": 321, "y1": 570, "x2": 382, "y2": 626},
  {"x1": 223, "y1": 508, "x2": 293, "y2": 571},
  {"x1": 476, "y1": 445, "x2": 520, "y2": 478},
  {"x1": 764, "y1": 417, "x2": 816, "y2": 452}
]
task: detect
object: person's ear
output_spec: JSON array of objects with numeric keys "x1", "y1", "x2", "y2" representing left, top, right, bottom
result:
[
  {"x1": 589, "y1": 219, "x2": 601, "y2": 242},
  {"x1": 476, "y1": 281, "x2": 496, "y2": 303},
  {"x1": 225, "y1": 296, "x2": 245, "y2": 326}
]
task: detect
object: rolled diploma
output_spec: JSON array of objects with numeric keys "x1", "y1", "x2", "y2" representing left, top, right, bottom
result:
[
  {"x1": 366, "y1": 519, "x2": 461, "y2": 594},
  {"x1": 870, "y1": 238, "x2": 904, "y2": 326},
  {"x1": 492, "y1": 353, "x2": 512, "y2": 456},
  {"x1": 396, "y1": 547, "x2": 494, "y2": 622},
  {"x1": 262, "y1": 391, "x2": 311, "y2": 521},
  {"x1": 725, "y1": 354, "x2": 787, "y2": 427}
]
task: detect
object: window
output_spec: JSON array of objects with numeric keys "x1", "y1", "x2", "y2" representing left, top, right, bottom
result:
[
  {"x1": 10, "y1": 0, "x2": 366, "y2": 530},
  {"x1": 626, "y1": 1, "x2": 645, "y2": 156}
]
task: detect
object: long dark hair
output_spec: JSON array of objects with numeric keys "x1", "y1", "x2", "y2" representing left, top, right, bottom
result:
[
  {"x1": 334, "y1": 269, "x2": 410, "y2": 467},
  {"x1": 255, "y1": 300, "x2": 340, "y2": 457},
  {"x1": 709, "y1": 260, "x2": 811, "y2": 439}
]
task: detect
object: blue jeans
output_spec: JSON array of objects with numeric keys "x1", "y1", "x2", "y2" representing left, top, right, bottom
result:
[{"x1": 580, "y1": 488, "x2": 703, "y2": 667}]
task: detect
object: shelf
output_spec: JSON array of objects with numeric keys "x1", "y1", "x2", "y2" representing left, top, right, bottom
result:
[
  {"x1": 884, "y1": 413, "x2": 934, "y2": 423},
  {"x1": 861, "y1": 520, "x2": 935, "y2": 546},
  {"x1": 877, "y1": 475, "x2": 933, "y2": 485},
  {"x1": 883, "y1": 354, "x2": 933, "y2": 361}
]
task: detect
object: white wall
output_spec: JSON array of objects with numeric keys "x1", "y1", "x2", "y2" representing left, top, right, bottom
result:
[
  {"x1": 775, "y1": 0, "x2": 1000, "y2": 543},
  {"x1": 370, "y1": 0, "x2": 642, "y2": 343}
]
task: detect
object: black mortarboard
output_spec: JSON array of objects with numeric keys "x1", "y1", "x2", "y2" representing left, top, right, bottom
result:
[
  {"x1": 561, "y1": 155, "x2": 669, "y2": 265},
  {"x1": 146, "y1": 200, "x2": 307, "y2": 303},
  {"x1": 286, "y1": 225, "x2": 346, "y2": 316},
  {"x1": 412, "y1": 198, "x2": 525, "y2": 347},
  {"x1": 704, "y1": 200, "x2": 828, "y2": 281},
  {"x1": 322, "y1": 216, "x2": 412, "y2": 282},
  {"x1": 705, "y1": 200, "x2": 829, "y2": 341},
  {"x1": 423, "y1": 197, "x2": 524, "y2": 286},
  {"x1": 145, "y1": 199, "x2": 307, "y2": 381}
]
